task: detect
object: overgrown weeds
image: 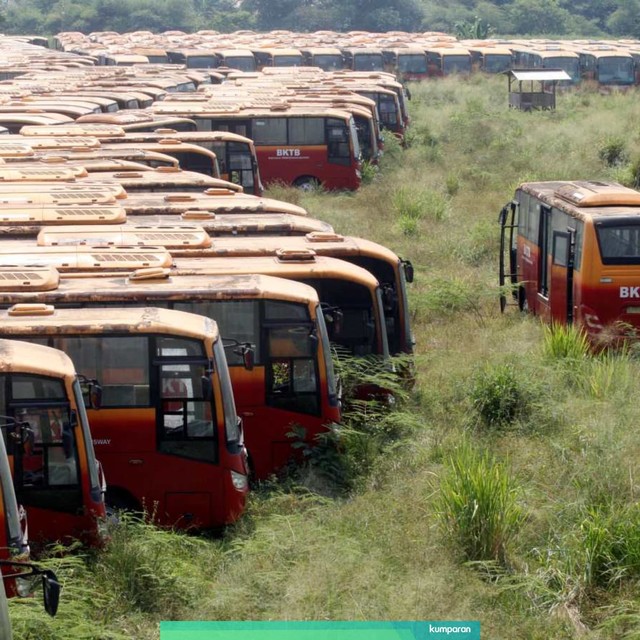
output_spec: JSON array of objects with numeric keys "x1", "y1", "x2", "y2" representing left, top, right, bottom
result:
[{"x1": 436, "y1": 442, "x2": 524, "y2": 566}]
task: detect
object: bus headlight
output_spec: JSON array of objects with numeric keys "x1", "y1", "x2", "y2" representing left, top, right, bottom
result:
[
  {"x1": 15, "y1": 574, "x2": 35, "y2": 597},
  {"x1": 231, "y1": 470, "x2": 248, "y2": 491}
]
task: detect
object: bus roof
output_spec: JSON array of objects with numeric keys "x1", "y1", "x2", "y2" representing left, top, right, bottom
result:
[
  {"x1": 0, "y1": 204, "x2": 126, "y2": 228},
  {"x1": 0, "y1": 269, "x2": 320, "y2": 305},
  {"x1": 78, "y1": 167, "x2": 242, "y2": 192},
  {"x1": 171, "y1": 253, "x2": 379, "y2": 288},
  {"x1": 162, "y1": 232, "x2": 401, "y2": 264},
  {"x1": 517, "y1": 180, "x2": 640, "y2": 221},
  {"x1": 0, "y1": 338, "x2": 75, "y2": 379},
  {"x1": 0, "y1": 135, "x2": 102, "y2": 149},
  {"x1": 37, "y1": 223, "x2": 212, "y2": 249},
  {"x1": 0, "y1": 305, "x2": 220, "y2": 344},
  {"x1": 38, "y1": 212, "x2": 332, "y2": 238},
  {"x1": 121, "y1": 191, "x2": 307, "y2": 217},
  {"x1": 0, "y1": 244, "x2": 173, "y2": 271}
]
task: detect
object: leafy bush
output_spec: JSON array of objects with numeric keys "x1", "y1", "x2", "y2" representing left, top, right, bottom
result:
[
  {"x1": 598, "y1": 136, "x2": 628, "y2": 167},
  {"x1": 470, "y1": 362, "x2": 532, "y2": 429}
]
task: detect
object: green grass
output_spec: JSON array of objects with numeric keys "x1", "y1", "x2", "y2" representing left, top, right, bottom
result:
[{"x1": 13, "y1": 75, "x2": 640, "y2": 639}]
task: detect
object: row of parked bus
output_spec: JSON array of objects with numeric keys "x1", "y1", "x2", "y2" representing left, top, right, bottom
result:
[
  {"x1": 0, "y1": 37, "x2": 411, "y2": 192},
  {"x1": 46, "y1": 30, "x2": 640, "y2": 88},
  {"x1": 0, "y1": 37, "x2": 415, "y2": 633}
]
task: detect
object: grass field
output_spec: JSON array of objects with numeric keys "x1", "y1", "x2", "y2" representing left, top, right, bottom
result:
[{"x1": 11, "y1": 75, "x2": 640, "y2": 639}]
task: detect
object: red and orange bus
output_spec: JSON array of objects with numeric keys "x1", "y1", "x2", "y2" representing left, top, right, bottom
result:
[
  {"x1": 0, "y1": 328, "x2": 106, "y2": 547},
  {"x1": 0, "y1": 269, "x2": 340, "y2": 481},
  {"x1": 499, "y1": 180, "x2": 640, "y2": 341},
  {"x1": 150, "y1": 102, "x2": 362, "y2": 190},
  {"x1": 0, "y1": 305, "x2": 249, "y2": 528}
]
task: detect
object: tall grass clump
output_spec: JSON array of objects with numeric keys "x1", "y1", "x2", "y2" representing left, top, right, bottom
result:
[
  {"x1": 579, "y1": 348, "x2": 632, "y2": 400},
  {"x1": 93, "y1": 513, "x2": 217, "y2": 618},
  {"x1": 542, "y1": 323, "x2": 590, "y2": 362},
  {"x1": 436, "y1": 442, "x2": 524, "y2": 566},
  {"x1": 470, "y1": 361, "x2": 533, "y2": 430},
  {"x1": 572, "y1": 503, "x2": 640, "y2": 590},
  {"x1": 392, "y1": 185, "x2": 448, "y2": 235},
  {"x1": 416, "y1": 276, "x2": 484, "y2": 324}
]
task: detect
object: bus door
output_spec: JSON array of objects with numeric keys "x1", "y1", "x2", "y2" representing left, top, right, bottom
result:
[
  {"x1": 219, "y1": 141, "x2": 257, "y2": 194},
  {"x1": 537, "y1": 204, "x2": 552, "y2": 321},
  {"x1": 549, "y1": 226, "x2": 576, "y2": 325},
  {"x1": 154, "y1": 337, "x2": 221, "y2": 528},
  {"x1": 326, "y1": 118, "x2": 352, "y2": 167},
  {"x1": 499, "y1": 200, "x2": 519, "y2": 312}
]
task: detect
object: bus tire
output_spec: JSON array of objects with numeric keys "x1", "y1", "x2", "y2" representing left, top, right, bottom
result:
[
  {"x1": 294, "y1": 176, "x2": 320, "y2": 191},
  {"x1": 105, "y1": 487, "x2": 141, "y2": 517},
  {"x1": 518, "y1": 286, "x2": 528, "y2": 312}
]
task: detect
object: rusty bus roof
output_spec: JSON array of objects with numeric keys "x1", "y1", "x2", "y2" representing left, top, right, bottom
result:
[
  {"x1": 20, "y1": 124, "x2": 127, "y2": 137},
  {"x1": 39, "y1": 212, "x2": 331, "y2": 238},
  {"x1": 121, "y1": 191, "x2": 306, "y2": 216},
  {"x1": 0, "y1": 305, "x2": 220, "y2": 344},
  {"x1": 0, "y1": 135, "x2": 102, "y2": 149},
  {"x1": 0, "y1": 338, "x2": 75, "y2": 379},
  {"x1": 0, "y1": 205, "x2": 126, "y2": 236},
  {"x1": 0, "y1": 270, "x2": 320, "y2": 305},
  {"x1": 171, "y1": 254, "x2": 379, "y2": 288},
  {"x1": 75, "y1": 168, "x2": 240, "y2": 192},
  {"x1": 0, "y1": 181, "x2": 126, "y2": 200},
  {"x1": 517, "y1": 181, "x2": 640, "y2": 221},
  {"x1": 0, "y1": 244, "x2": 173, "y2": 271},
  {"x1": 37, "y1": 223, "x2": 212, "y2": 249},
  {"x1": 159, "y1": 232, "x2": 401, "y2": 264}
]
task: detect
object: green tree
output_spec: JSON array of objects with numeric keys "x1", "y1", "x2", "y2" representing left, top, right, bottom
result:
[
  {"x1": 509, "y1": 0, "x2": 572, "y2": 35},
  {"x1": 607, "y1": 0, "x2": 640, "y2": 37}
]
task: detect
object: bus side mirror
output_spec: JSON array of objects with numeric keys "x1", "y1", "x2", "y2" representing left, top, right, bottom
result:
[
  {"x1": 201, "y1": 376, "x2": 213, "y2": 401},
  {"x1": 79, "y1": 376, "x2": 102, "y2": 410},
  {"x1": 238, "y1": 344, "x2": 254, "y2": 371},
  {"x1": 322, "y1": 305, "x2": 343, "y2": 335},
  {"x1": 42, "y1": 570, "x2": 61, "y2": 617},
  {"x1": 89, "y1": 383, "x2": 102, "y2": 410},
  {"x1": 402, "y1": 260, "x2": 414, "y2": 283}
]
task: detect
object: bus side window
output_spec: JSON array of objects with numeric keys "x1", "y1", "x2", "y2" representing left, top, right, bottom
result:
[{"x1": 266, "y1": 326, "x2": 319, "y2": 416}]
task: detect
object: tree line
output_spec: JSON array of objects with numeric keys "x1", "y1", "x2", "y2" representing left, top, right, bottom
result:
[{"x1": 3, "y1": 0, "x2": 639, "y2": 39}]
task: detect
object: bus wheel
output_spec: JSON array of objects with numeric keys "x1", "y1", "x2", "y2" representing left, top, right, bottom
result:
[
  {"x1": 105, "y1": 488, "x2": 141, "y2": 519},
  {"x1": 518, "y1": 286, "x2": 528, "y2": 312},
  {"x1": 294, "y1": 176, "x2": 320, "y2": 191}
]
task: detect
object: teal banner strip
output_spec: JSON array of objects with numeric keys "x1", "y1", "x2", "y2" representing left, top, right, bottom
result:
[{"x1": 160, "y1": 621, "x2": 480, "y2": 640}]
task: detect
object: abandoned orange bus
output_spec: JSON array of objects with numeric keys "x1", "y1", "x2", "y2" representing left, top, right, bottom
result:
[
  {"x1": 0, "y1": 270, "x2": 340, "y2": 481},
  {"x1": 499, "y1": 180, "x2": 640, "y2": 342},
  {"x1": 150, "y1": 102, "x2": 362, "y2": 190},
  {"x1": 0, "y1": 306, "x2": 249, "y2": 529},
  {"x1": 0, "y1": 330, "x2": 106, "y2": 547}
]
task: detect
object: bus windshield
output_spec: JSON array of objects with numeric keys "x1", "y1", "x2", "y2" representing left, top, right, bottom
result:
[
  {"x1": 596, "y1": 221, "x2": 640, "y2": 263},
  {"x1": 314, "y1": 55, "x2": 343, "y2": 71},
  {"x1": 397, "y1": 55, "x2": 427, "y2": 74},
  {"x1": 547, "y1": 57, "x2": 579, "y2": 81},
  {"x1": 2, "y1": 375, "x2": 80, "y2": 500},
  {"x1": 484, "y1": 54, "x2": 511, "y2": 73},
  {"x1": 224, "y1": 57, "x2": 256, "y2": 72},
  {"x1": 443, "y1": 55, "x2": 471, "y2": 74},
  {"x1": 598, "y1": 58, "x2": 634, "y2": 84},
  {"x1": 354, "y1": 54, "x2": 384, "y2": 71}
]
